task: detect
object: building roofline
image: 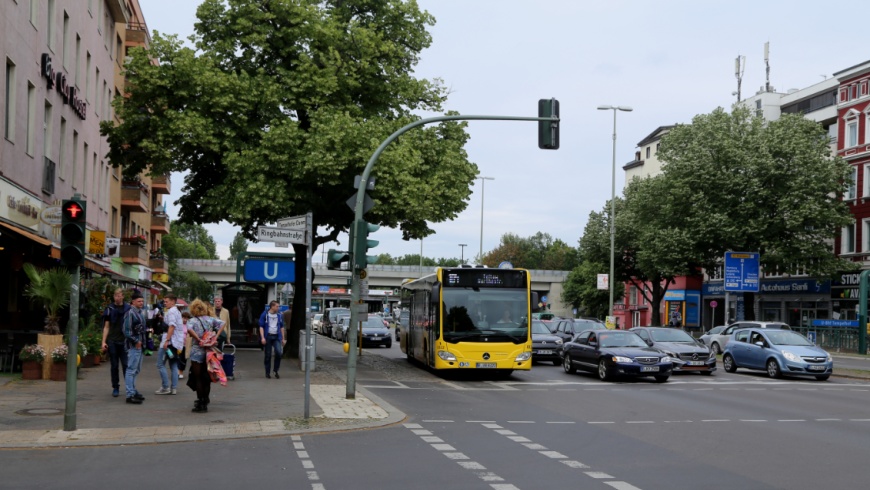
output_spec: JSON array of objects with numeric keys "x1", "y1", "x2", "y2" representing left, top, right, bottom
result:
[{"x1": 636, "y1": 125, "x2": 676, "y2": 147}]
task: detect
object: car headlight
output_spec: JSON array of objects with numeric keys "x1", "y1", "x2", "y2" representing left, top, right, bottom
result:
[
  {"x1": 708, "y1": 351, "x2": 717, "y2": 360},
  {"x1": 611, "y1": 356, "x2": 632, "y2": 363},
  {"x1": 437, "y1": 350, "x2": 457, "y2": 361},
  {"x1": 826, "y1": 354, "x2": 832, "y2": 362},
  {"x1": 782, "y1": 351, "x2": 800, "y2": 362},
  {"x1": 660, "y1": 356, "x2": 676, "y2": 363},
  {"x1": 554, "y1": 339, "x2": 563, "y2": 345},
  {"x1": 515, "y1": 352, "x2": 532, "y2": 362}
]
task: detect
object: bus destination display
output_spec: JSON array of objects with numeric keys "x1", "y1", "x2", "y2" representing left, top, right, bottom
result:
[{"x1": 444, "y1": 270, "x2": 526, "y2": 288}]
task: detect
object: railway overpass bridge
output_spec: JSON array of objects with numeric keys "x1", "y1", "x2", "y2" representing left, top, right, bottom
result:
[{"x1": 176, "y1": 259, "x2": 573, "y2": 316}]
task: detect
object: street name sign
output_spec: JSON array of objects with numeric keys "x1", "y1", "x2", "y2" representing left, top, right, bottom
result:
[
  {"x1": 257, "y1": 226, "x2": 307, "y2": 245},
  {"x1": 724, "y1": 251, "x2": 759, "y2": 292},
  {"x1": 277, "y1": 215, "x2": 308, "y2": 230}
]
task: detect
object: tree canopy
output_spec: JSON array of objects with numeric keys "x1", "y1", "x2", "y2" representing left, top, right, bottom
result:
[
  {"x1": 482, "y1": 232, "x2": 579, "y2": 270},
  {"x1": 228, "y1": 232, "x2": 248, "y2": 261}
]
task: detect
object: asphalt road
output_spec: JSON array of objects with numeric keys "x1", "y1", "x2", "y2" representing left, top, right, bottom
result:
[{"x1": 2, "y1": 337, "x2": 868, "y2": 490}]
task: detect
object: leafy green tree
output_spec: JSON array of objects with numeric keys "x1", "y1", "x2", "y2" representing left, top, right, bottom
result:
[
  {"x1": 562, "y1": 260, "x2": 608, "y2": 319},
  {"x1": 657, "y1": 106, "x2": 855, "y2": 319},
  {"x1": 102, "y1": 0, "x2": 477, "y2": 356},
  {"x1": 228, "y1": 232, "x2": 248, "y2": 261},
  {"x1": 395, "y1": 254, "x2": 437, "y2": 267},
  {"x1": 170, "y1": 269, "x2": 214, "y2": 302},
  {"x1": 163, "y1": 223, "x2": 218, "y2": 260},
  {"x1": 483, "y1": 232, "x2": 578, "y2": 270}
]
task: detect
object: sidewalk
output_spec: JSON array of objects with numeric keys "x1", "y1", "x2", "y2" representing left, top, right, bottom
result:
[{"x1": 0, "y1": 337, "x2": 405, "y2": 448}]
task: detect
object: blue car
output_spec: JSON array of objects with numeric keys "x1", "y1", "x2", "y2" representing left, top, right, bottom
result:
[{"x1": 722, "y1": 328, "x2": 832, "y2": 381}]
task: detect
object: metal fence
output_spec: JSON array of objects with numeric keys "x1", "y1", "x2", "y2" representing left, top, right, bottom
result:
[{"x1": 791, "y1": 326, "x2": 866, "y2": 354}]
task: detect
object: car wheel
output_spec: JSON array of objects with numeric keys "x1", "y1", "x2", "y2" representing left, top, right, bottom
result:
[
  {"x1": 766, "y1": 359, "x2": 782, "y2": 379},
  {"x1": 815, "y1": 374, "x2": 830, "y2": 381},
  {"x1": 552, "y1": 359, "x2": 561, "y2": 366},
  {"x1": 597, "y1": 359, "x2": 610, "y2": 381},
  {"x1": 563, "y1": 355, "x2": 576, "y2": 374},
  {"x1": 723, "y1": 354, "x2": 737, "y2": 373},
  {"x1": 654, "y1": 375, "x2": 670, "y2": 383},
  {"x1": 386, "y1": 340, "x2": 392, "y2": 349},
  {"x1": 711, "y1": 342, "x2": 721, "y2": 355}
]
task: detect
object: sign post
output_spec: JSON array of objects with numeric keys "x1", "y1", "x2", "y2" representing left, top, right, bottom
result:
[{"x1": 724, "y1": 252, "x2": 759, "y2": 322}]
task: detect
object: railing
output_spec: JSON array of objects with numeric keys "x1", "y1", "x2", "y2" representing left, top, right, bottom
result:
[{"x1": 791, "y1": 326, "x2": 866, "y2": 354}]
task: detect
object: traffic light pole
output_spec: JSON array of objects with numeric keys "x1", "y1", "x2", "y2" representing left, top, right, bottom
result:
[
  {"x1": 64, "y1": 266, "x2": 80, "y2": 431},
  {"x1": 345, "y1": 112, "x2": 559, "y2": 399}
]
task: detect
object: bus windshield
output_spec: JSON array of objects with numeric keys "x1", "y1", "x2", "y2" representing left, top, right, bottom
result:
[{"x1": 441, "y1": 288, "x2": 529, "y2": 344}]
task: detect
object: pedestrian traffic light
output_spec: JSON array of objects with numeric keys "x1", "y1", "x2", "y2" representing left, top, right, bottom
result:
[
  {"x1": 538, "y1": 98, "x2": 560, "y2": 150},
  {"x1": 60, "y1": 198, "x2": 87, "y2": 267},
  {"x1": 352, "y1": 219, "x2": 380, "y2": 270},
  {"x1": 326, "y1": 249, "x2": 350, "y2": 270}
]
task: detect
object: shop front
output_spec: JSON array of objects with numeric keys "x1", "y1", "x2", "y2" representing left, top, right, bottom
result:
[{"x1": 703, "y1": 278, "x2": 831, "y2": 329}]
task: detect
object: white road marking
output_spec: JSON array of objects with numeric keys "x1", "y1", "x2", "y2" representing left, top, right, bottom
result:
[
  {"x1": 540, "y1": 450, "x2": 568, "y2": 459},
  {"x1": 431, "y1": 443, "x2": 456, "y2": 451},
  {"x1": 546, "y1": 421, "x2": 576, "y2": 424},
  {"x1": 626, "y1": 421, "x2": 654, "y2": 424},
  {"x1": 407, "y1": 425, "x2": 517, "y2": 487},
  {"x1": 421, "y1": 436, "x2": 443, "y2": 443},
  {"x1": 422, "y1": 419, "x2": 454, "y2": 423},
  {"x1": 586, "y1": 471, "x2": 614, "y2": 479},
  {"x1": 605, "y1": 482, "x2": 644, "y2": 490},
  {"x1": 290, "y1": 437, "x2": 325, "y2": 490}
]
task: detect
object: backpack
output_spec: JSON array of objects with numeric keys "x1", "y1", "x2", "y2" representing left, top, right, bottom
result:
[{"x1": 150, "y1": 314, "x2": 169, "y2": 335}]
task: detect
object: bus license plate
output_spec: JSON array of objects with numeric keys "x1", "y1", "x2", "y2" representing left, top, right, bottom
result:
[
  {"x1": 536, "y1": 350, "x2": 553, "y2": 355},
  {"x1": 476, "y1": 362, "x2": 497, "y2": 368},
  {"x1": 640, "y1": 366, "x2": 659, "y2": 372}
]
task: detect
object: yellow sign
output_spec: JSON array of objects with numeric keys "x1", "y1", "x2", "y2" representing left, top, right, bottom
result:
[
  {"x1": 153, "y1": 273, "x2": 170, "y2": 282},
  {"x1": 88, "y1": 230, "x2": 106, "y2": 255}
]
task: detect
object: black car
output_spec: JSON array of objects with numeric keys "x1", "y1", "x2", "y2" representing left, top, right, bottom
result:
[
  {"x1": 321, "y1": 307, "x2": 350, "y2": 337},
  {"x1": 630, "y1": 327, "x2": 716, "y2": 375},
  {"x1": 551, "y1": 318, "x2": 606, "y2": 344},
  {"x1": 360, "y1": 317, "x2": 392, "y2": 348},
  {"x1": 531, "y1": 320, "x2": 562, "y2": 365},
  {"x1": 562, "y1": 329, "x2": 674, "y2": 382}
]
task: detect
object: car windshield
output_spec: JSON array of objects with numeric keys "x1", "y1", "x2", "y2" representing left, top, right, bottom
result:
[
  {"x1": 650, "y1": 329, "x2": 694, "y2": 343},
  {"x1": 599, "y1": 331, "x2": 648, "y2": 348},
  {"x1": 362, "y1": 318, "x2": 388, "y2": 329},
  {"x1": 707, "y1": 326, "x2": 724, "y2": 335},
  {"x1": 766, "y1": 330, "x2": 814, "y2": 346},
  {"x1": 531, "y1": 321, "x2": 551, "y2": 335}
]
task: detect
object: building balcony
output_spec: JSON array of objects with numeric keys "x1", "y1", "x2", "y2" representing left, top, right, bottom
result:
[
  {"x1": 151, "y1": 213, "x2": 170, "y2": 235},
  {"x1": 149, "y1": 255, "x2": 168, "y2": 273},
  {"x1": 151, "y1": 174, "x2": 171, "y2": 194},
  {"x1": 125, "y1": 22, "x2": 150, "y2": 47},
  {"x1": 121, "y1": 184, "x2": 149, "y2": 213},
  {"x1": 121, "y1": 243, "x2": 149, "y2": 265}
]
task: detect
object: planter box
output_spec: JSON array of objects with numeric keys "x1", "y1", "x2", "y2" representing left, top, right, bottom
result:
[
  {"x1": 50, "y1": 362, "x2": 67, "y2": 381},
  {"x1": 21, "y1": 361, "x2": 42, "y2": 380}
]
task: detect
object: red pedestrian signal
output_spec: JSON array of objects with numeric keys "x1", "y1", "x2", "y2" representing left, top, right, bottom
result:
[{"x1": 60, "y1": 198, "x2": 87, "y2": 267}]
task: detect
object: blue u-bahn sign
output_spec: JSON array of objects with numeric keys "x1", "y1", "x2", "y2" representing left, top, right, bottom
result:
[{"x1": 244, "y1": 259, "x2": 295, "y2": 283}]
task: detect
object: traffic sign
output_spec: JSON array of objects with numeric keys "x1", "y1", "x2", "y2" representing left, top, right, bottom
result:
[
  {"x1": 257, "y1": 226, "x2": 307, "y2": 245},
  {"x1": 277, "y1": 215, "x2": 308, "y2": 231},
  {"x1": 243, "y1": 259, "x2": 296, "y2": 283},
  {"x1": 724, "y1": 252, "x2": 759, "y2": 292}
]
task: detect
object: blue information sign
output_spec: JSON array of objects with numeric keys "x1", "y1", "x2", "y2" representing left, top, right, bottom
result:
[
  {"x1": 724, "y1": 252, "x2": 759, "y2": 292},
  {"x1": 243, "y1": 259, "x2": 295, "y2": 283}
]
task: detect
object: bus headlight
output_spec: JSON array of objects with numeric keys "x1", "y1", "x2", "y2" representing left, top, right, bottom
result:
[
  {"x1": 437, "y1": 350, "x2": 457, "y2": 361},
  {"x1": 515, "y1": 352, "x2": 532, "y2": 362}
]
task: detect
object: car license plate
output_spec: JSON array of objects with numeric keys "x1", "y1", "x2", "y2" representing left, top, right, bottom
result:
[
  {"x1": 640, "y1": 366, "x2": 659, "y2": 372},
  {"x1": 808, "y1": 365, "x2": 826, "y2": 371},
  {"x1": 476, "y1": 362, "x2": 497, "y2": 368},
  {"x1": 536, "y1": 350, "x2": 553, "y2": 355},
  {"x1": 687, "y1": 361, "x2": 705, "y2": 366}
]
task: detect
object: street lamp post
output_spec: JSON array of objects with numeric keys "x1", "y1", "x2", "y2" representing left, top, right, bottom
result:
[
  {"x1": 597, "y1": 105, "x2": 632, "y2": 318},
  {"x1": 478, "y1": 176, "x2": 495, "y2": 262},
  {"x1": 459, "y1": 243, "x2": 467, "y2": 264}
]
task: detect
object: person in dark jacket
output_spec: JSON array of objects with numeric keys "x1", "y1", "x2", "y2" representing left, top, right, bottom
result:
[
  {"x1": 101, "y1": 288, "x2": 130, "y2": 398},
  {"x1": 258, "y1": 301, "x2": 285, "y2": 379}
]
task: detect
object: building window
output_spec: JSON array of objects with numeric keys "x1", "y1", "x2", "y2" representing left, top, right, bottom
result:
[
  {"x1": 755, "y1": 99, "x2": 762, "y2": 117},
  {"x1": 846, "y1": 166, "x2": 858, "y2": 200},
  {"x1": 26, "y1": 82, "x2": 36, "y2": 156},
  {"x1": 629, "y1": 286, "x2": 637, "y2": 305},
  {"x1": 30, "y1": 0, "x2": 38, "y2": 26},
  {"x1": 71, "y1": 130, "x2": 78, "y2": 189},
  {"x1": 82, "y1": 141, "x2": 88, "y2": 196},
  {"x1": 645, "y1": 147, "x2": 650, "y2": 159},
  {"x1": 43, "y1": 100, "x2": 53, "y2": 159},
  {"x1": 62, "y1": 12, "x2": 70, "y2": 68},
  {"x1": 94, "y1": 67, "x2": 100, "y2": 114},
  {"x1": 74, "y1": 35, "x2": 81, "y2": 87},
  {"x1": 46, "y1": 0, "x2": 56, "y2": 48},
  {"x1": 842, "y1": 222, "x2": 856, "y2": 254},
  {"x1": 852, "y1": 85, "x2": 858, "y2": 100},
  {"x1": 4, "y1": 59, "x2": 16, "y2": 141},
  {"x1": 863, "y1": 219, "x2": 870, "y2": 252},
  {"x1": 85, "y1": 52, "x2": 91, "y2": 102},
  {"x1": 848, "y1": 121, "x2": 858, "y2": 148},
  {"x1": 656, "y1": 143, "x2": 660, "y2": 154},
  {"x1": 92, "y1": 152, "x2": 98, "y2": 204},
  {"x1": 58, "y1": 117, "x2": 66, "y2": 180}
]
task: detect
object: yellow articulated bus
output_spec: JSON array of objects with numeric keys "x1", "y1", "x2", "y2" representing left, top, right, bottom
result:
[{"x1": 400, "y1": 267, "x2": 536, "y2": 375}]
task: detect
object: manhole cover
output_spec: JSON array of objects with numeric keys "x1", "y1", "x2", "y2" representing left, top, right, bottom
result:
[{"x1": 16, "y1": 408, "x2": 63, "y2": 416}]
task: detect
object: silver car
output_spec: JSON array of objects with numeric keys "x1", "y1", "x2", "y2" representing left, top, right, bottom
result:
[
  {"x1": 706, "y1": 322, "x2": 790, "y2": 354},
  {"x1": 698, "y1": 326, "x2": 726, "y2": 347}
]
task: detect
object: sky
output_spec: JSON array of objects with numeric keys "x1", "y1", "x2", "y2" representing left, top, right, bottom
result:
[{"x1": 140, "y1": 0, "x2": 870, "y2": 264}]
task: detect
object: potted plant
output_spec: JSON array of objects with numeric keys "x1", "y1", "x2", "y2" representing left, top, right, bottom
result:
[
  {"x1": 23, "y1": 263, "x2": 71, "y2": 380},
  {"x1": 18, "y1": 344, "x2": 45, "y2": 380},
  {"x1": 50, "y1": 344, "x2": 69, "y2": 381},
  {"x1": 79, "y1": 320, "x2": 102, "y2": 367}
]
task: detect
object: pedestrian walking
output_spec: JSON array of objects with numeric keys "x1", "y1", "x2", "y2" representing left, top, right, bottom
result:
[
  {"x1": 155, "y1": 294, "x2": 183, "y2": 395},
  {"x1": 100, "y1": 288, "x2": 130, "y2": 398},
  {"x1": 214, "y1": 296, "x2": 231, "y2": 351},
  {"x1": 259, "y1": 301, "x2": 285, "y2": 379},
  {"x1": 186, "y1": 299, "x2": 226, "y2": 413},
  {"x1": 122, "y1": 291, "x2": 147, "y2": 405}
]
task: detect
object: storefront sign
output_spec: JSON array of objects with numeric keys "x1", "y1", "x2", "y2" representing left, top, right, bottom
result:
[
  {"x1": 704, "y1": 279, "x2": 830, "y2": 296},
  {"x1": 153, "y1": 273, "x2": 170, "y2": 282},
  {"x1": 88, "y1": 230, "x2": 106, "y2": 255},
  {"x1": 40, "y1": 206, "x2": 62, "y2": 226},
  {"x1": 811, "y1": 319, "x2": 858, "y2": 328},
  {"x1": 41, "y1": 54, "x2": 87, "y2": 120},
  {"x1": 105, "y1": 237, "x2": 120, "y2": 257},
  {"x1": 664, "y1": 290, "x2": 686, "y2": 301},
  {"x1": 0, "y1": 178, "x2": 42, "y2": 229}
]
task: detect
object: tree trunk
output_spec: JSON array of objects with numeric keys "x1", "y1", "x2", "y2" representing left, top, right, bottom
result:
[
  {"x1": 743, "y1": 292, "x2": 756, "y2": 321},
  {"x1": 285, "y1": 242, "x2": 310, "y2": 360}
]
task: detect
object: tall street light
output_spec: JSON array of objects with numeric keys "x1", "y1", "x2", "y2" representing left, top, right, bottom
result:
[
  {"x1": 478, "y1": 176, "x2": 495, "y2": 262},
  {"x1": 597, "y1": 105, "x2": 633, "y2": 318},
  {"x1": 458, "y1": 243, "x2": 467, "y2": 264}
]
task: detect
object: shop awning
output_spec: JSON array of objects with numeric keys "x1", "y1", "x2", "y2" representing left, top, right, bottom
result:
[
  {"x1": 0, "y1": 220, "x2": 52, "y2": 247},
  {"x1": 153, "y1": 280, "x2": 172, "y2": 292}
]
